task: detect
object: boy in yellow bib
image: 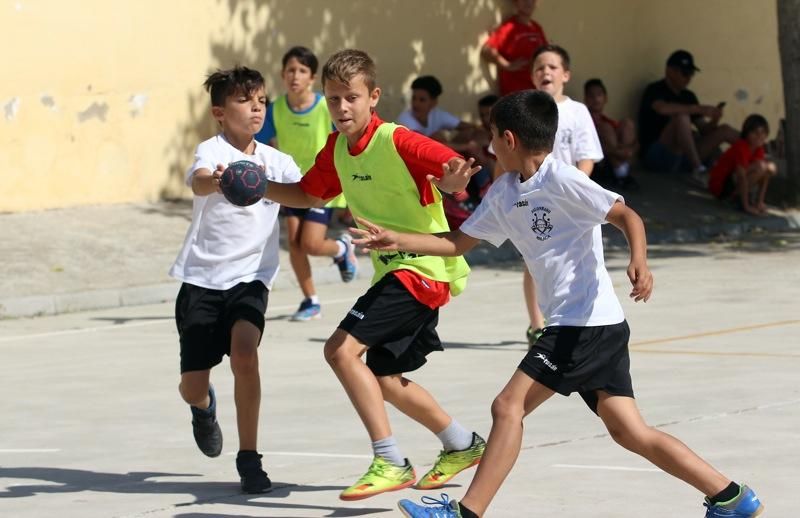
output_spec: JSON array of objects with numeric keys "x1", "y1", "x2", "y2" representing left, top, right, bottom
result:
[
  {"x1": 260, "y1": 49, "x2": 486, "y2": 500},
  {"x1": 255, "y1": 46, "x2": 353, "y2": 322}
]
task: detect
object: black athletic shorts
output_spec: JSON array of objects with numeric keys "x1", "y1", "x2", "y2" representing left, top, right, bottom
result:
[
  {"x1": 519, "y1": 320, "x2": 633, "y2": 414},
  {"x1": 338, "y1": 273, "x2": 442, "y2": 376},
  {"x1": 175, "y1": 280, "x2": 269, "y2": 373}
]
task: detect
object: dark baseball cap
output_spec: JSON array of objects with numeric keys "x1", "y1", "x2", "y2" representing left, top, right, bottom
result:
[{"x1": 666, "y1": 50, "x2": 700, "y2": 73}]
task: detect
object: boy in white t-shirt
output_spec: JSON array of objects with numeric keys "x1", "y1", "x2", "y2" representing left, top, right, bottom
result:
[
  {"x1": 396, "y1": 75, "x2": 464, "y2": 137},
  {"x1": 353, "y1": 90, "x2": 763, "y2": 518},
  {"x1": 169, "y1": 66, "x2": 302, "y2": 494},
  {"x1": 522, "y1": 44, "x2": 604, "y2": 348}
]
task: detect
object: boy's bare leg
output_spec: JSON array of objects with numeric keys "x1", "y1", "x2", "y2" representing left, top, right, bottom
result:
[
  {"x1": 179, "y1": 369, "x2": 211, "y2": 407},
  {"x1": 230, "y1": 320, "x2": 262, "y2": 451},
  {"x1": 324, "y1": 329, "x2": 392, "y2": 440},
  {"x1": 285, "y1": 215, "x2": 314, "y2": 299},
  {"x1": 618, "y1": 118, "x2": 638, "y2": 159},
  {"x1": 596, "y1": 119, "x2": 622, "y2": 167},
  {"x1": 659, "y1": 114, "x2": 702, "y2": 170},
  {"x1": 523, "y1": 270, "x2": 546, "y2": 331},
  {"x1": 459, "y1": 370, "x2": 555, "y2": 516},
  {"x1": 734, "y1": 166, "x2": 760, "y2": 216},
  {"x1": 595, "y1": 392, "x2": 730, "y2": 497},
  {"x1": 377, "y1": 374, "x2": 452, "y2": 433},
  {"x1": 300, "y1": 220, "x2": 340, "y2": 257}
]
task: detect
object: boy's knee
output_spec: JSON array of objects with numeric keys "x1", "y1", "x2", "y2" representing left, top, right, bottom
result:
[
  {"x1": 230, "y1": 347, "x2": 259, "y2": 376},
  {"x1": 490, "y1": 393, "x2": 524, "y2": 422},
  {"x1": 606, "y1": 422, "x2": 651, "y2": 452},
  {"x1": 179, "y1": 381, "x2": 208, "y2": 406}
]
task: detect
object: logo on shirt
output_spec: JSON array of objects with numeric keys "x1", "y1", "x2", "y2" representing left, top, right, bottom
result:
[
  {"x1": 558, "y1": 128, "x2": 573, "y2": 149},
  {"x1": 351, "y1": 173, "x2": 373, "y2": 182},
  {"x1": 530, "y1": 206, "x2": 553, "y2": 241},
  {"x1": 377, "y1": 251, "x2": 423, "y2": 265},
  {"x1": 513, "y1": 199, "x2": 529, "y2": 208},
  {"x1": 348, "y1": 309, "x2": 365, "y2": 320}
]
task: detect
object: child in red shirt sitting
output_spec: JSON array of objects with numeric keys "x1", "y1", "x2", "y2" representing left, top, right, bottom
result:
[{"x1": 708, "y1": 114, "x2": 777, "y2": 215}]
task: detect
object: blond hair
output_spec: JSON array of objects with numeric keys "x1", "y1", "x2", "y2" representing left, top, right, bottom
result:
[{"x1": 322, "y1": 49, "x2": 377, "y2": 91}]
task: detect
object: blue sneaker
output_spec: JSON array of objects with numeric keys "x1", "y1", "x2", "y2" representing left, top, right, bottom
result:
[
  {"x1": 704, "y1": 485, "x2": 764, "y2": 517},
  {"x1": 334, "y1": 233, "x2": 358, "y2": 283},
  {"x1": 290, "y1": 298, "x2": 321, "y2": 321},
  {"x1": 398, "y1": 494, "x2": 461, "y2": 518}
]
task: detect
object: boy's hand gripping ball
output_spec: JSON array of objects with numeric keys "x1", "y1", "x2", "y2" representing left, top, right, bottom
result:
[{"x1": 220, "y1": 160, "x2": 268, "y2": 206}]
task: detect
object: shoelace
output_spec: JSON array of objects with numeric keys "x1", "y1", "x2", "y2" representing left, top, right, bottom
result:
[{"x1": 420, "y1": 493, "x2": 452, "y2": 510}]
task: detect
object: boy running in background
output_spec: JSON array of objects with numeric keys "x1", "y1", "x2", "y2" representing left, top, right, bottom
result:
[
  {"x1": 255, "y1": 46, "x2": 356, "y2": 322},
  {"x1": 258, "y1": 49, "x2": 486, "y2": 501},
  {"x1": 169, "y1": 66, "x2": 302, "y2": 493},
  {"x1": 351, "y1": 90, "x2": 763, "y2": 518}
]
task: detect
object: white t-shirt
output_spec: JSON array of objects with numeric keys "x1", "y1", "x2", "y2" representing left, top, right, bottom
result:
[
  {"x1": 460, "y1": 155, "x2": 624, "y2": 327},
  {"x1": 396, "y1": 107, "x2": 461, "y2": 136},
  {"x1": 552, "y1": 97, "x2": 604, "y2": 166},
  {"x1": 169, "y1": 134, "x2": 302, "y2": 290}
]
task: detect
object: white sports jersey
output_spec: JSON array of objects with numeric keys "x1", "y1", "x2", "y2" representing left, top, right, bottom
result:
[
  {"x1": 460, "y1": 155, "x2": 624, "y2": 326},
  {"x1": 396, "y1": 107, "x2": 461, "y2": 136},
  {"x1": 169, "y1": 134, "x2": 301, "y2": 290},
  {"x1": 552, "y1": 97, "x2": 603, "y2": 166}
]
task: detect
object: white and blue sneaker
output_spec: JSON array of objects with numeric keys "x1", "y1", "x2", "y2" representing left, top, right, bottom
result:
[
  {"x1": 398, "y1": 494, "x2": 461, "y2": 517},
  {"x1": 703, "y1": 485, "x2": 763, "y2": 517},
  {"x1": 290, "y1": 298, "x2": 321, "y2": 321},
  {"x1": 334, "y1": 233, "x2": 358, "y2": 283}
]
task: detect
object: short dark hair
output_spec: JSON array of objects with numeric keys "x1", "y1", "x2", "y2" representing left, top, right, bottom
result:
[
  {"x1": 478, "y1": 94, "x2": 499, "y2": 108},
  {"x1": 282, "y1": 46, "x2": 319, "y2": 74},
  {"x1": 741, "y1": 114, "x2": 769, "y2": 138},
  {"x1": 532, "y1": 44, "x2": 571, "y2": 71},
  {"x1": 490, "y1": 90, "x2": 558, "y2": 152},
  {"x1": 584, "y1": 78, "x2": 606, "y2": 95},
  {"x1": 322, "y1": 49, "x2": 377, "y2": 91},
  {"x1": 410, "y1": 75, "x2": 443, "y2": 98},
  {"x1": 203, "y1": 66, "x2": 265, "y2": 107}
]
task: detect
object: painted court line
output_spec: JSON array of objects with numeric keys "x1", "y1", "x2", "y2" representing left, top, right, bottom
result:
[
  {"x1": 630, "y1": 319, "x2": 800, "y2": 349},
  {"x1": 0, "y1": 449, "x2": 60, "y2": 453},
  {"x1": 552, "y1": 464, "x2": 661, "y2": 473},
  {"x1": 633, "y1": 349, "x2": 800, "y2": 358},
  {"x1": 226, "y1": 450, "x2": 372, "y2": 460},
  {"x1": 0, "y1": 277, "x2": 520, "y2": 344}
]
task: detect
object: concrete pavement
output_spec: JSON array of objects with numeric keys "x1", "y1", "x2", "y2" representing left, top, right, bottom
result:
[{"x1": 1, "y1": 237, "x2": 799, "y2": 517}]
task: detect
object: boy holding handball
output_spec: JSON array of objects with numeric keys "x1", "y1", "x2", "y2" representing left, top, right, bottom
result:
[{"x1": 169, "y1": 66, "x2": 301, "y2": 493}]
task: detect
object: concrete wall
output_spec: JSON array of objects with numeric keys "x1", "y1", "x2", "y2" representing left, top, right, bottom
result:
[{"x1": 2, "y1": 0, "x2": 783, "y2": 211}]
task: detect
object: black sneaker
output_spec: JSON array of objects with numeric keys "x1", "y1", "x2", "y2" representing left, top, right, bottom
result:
[
  {"x1": 190, "y1": 386, "x2": 223, "y2": 457},
  {"x1": 236, "y1": 450, "x2": 272, "y2": 493}
]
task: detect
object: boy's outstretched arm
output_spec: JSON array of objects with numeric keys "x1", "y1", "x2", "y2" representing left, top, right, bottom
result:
[
  {"x1": 605, "y1": 201, "x2": 654, "y2": 302},
  {"x1": 428, "y1": 157, "x2": 482, "y2": 194},
  {"x1": 351, "y1": 216, "x2": 481, "y2": 257}
]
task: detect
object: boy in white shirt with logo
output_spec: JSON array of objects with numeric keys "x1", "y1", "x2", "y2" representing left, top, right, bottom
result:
[
  {"x1": 352, "y1": 90, "x2": 763, "y2": 518},
  {"x1": 169, "y1": 66, "x2": 301, "y2": 494}
]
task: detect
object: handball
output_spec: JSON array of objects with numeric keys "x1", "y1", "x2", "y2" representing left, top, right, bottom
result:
[{"x1": 220, "y1": 160, "x2": 267, "y2": 206}]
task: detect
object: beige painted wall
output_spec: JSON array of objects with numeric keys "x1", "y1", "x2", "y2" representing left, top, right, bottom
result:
[{"x1": 2, "y1": 0, "x2": 783, "y2": 212}]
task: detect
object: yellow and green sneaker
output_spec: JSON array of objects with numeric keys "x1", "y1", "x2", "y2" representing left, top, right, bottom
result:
[
  {"x1": 340, "y1": 456, "x2": 417, "y2": 501},
  {"x1": 415, "y1": 432, "x2": 486, "y2": 490}
]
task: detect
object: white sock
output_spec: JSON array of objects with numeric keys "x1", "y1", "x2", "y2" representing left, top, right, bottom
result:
[
  {"x1": 309, "y1": 295, "x2": 320, "y2": 305},
  {"x1": 436, "y1": 419, "x2": 474, "y2": 452},
  {"x1": 334, "y1": 239, "x2": 346, "y2": 259},
  {"x1": 372, "y1": 436, "x2": 405, "y2": 466},
  {"x1": 613, "y1": 162, "x2": 630, "y2": 179}
]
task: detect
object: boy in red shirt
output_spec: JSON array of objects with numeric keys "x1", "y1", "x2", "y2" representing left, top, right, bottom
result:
[
  {"x1": 708, "y1": 114, "x2": 777, "y2": 215},
  {"x1": 481, "y1": 0, "x2": 548, "y2": 95}
]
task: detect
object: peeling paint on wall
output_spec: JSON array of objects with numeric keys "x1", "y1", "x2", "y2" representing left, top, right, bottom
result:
[
  {"x1": 77, "y1": 102, "x2": 109, "y2": 122},
  {"x1": 129, "y1": 94, "x2": 148, "y2": 117},
  {"x1": 40, "y1": 94, "x2": 58, "y2": 112},
  {"x1": 4, "y1": 97, "x2": 20, "y2": 121},
  {"x1": 735, "y1": 89, "x2": 749, "y2": 102}
]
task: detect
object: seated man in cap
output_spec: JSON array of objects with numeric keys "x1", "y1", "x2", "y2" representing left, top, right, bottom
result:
[{"x1": 637, "y1": 50, "x2": 737, "y2": 184}]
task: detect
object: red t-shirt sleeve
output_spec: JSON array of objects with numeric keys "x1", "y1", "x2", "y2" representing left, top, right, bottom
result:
[
  {"x1": 753, "y1": 145, "x2": 765, "y2": 161},
  {"x1": 392, "y1": 127, "x2": 461, "y2": 205},
  {"x1": 299, "y1": 132, "x2": 342, "y2": 200},
  {"x1": 731, "y1": 140, "x2": 752, "y2": 168},
  {"x1": 484, "y1": 21, "x2": 509, "y2": 50}
]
